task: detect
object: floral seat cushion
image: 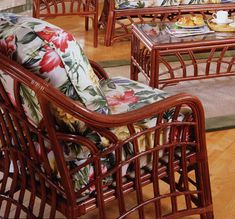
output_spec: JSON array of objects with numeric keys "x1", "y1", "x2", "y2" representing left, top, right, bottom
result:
[{"x1": 100, "y1": 77, "x2": 168, "y2": 114}]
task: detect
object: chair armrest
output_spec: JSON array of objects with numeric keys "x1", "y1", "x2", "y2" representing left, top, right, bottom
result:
[
  {"x1": 89, "y1": 59, "x2": 109, "y2": 80},
  {"x1": 73, "y1": 92, "x2": 205, "y2": 129}
]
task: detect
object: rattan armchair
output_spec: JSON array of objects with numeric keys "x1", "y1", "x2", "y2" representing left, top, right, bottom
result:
[
  {"x1": 33, "y1": 0, "x2": 99, "y2": 47},
  {"x1": 0, "y1": 13, "x2": 213, "y2": 218}
]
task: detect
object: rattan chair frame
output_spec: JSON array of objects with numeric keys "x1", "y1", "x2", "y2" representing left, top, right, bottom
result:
[{"x1": 0, "y1": 53, "x2": 213, "y2": 218}]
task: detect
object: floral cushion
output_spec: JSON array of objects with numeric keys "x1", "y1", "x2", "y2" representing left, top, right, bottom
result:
[
  {"x1": 100, "y1": 77, "x2": 168, "y2": 114},
  {"x1": 0, "y1": 13, "x2": 109, "y2": 195},
  {"x1": 115, "y1": 0, "x2": 180, "y2": 9},
  {"x1": 115, "y1": 0, "x2": 221, "y2": 9},
  {"x1": 181, "y1": 0, "x2": 220, "y2": 4},
  {"x1": 0, "y1": 13, "x2": 109, "y2": 125}
]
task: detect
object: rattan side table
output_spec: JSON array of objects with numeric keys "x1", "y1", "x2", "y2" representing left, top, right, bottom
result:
[{"x1": 131, "y1": 23, "x2": 235, "y2": 89}]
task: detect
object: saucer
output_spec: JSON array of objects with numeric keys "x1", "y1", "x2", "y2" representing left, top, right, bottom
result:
[
  {"x1": 229, "y1": 23, "x2": 235, "y2": 28},
  {"x1": 211, "y1": 18, "x2": 233, "y2": 24}
]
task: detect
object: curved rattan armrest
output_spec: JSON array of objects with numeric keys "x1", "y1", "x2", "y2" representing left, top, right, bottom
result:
[
  {"x1": 96, "y1": 92, "x2": 205, "y2": 127},
  {"x1": 0, "y1": 54, "x2": 205, "y2": 128},
  {"x1": 42, "y1": 84, "x2": 205, "y2": 131},
  {"x1": 89, "y1": 59, "x2": 109, "y2": 80}
]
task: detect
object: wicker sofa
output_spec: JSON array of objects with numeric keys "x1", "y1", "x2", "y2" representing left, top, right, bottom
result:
[
  {"x1": 0, "y1": 13, "x2": 213, "y2": 218},
  {"x1": 99, "y1": 0, "x2": 235, "y2": 46}
]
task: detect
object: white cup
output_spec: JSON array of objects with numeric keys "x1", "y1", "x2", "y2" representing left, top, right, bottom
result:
[{"x1": 212, "y1": 11, "x2": 228, "y2": 23}]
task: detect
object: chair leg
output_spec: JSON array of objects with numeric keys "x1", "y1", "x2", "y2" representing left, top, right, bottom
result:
[
  {"x1": 85, "y1": 17, "x2": 89, "y2": 31},
  {"x1": 83, "y1": 0, "x2": 98, "y2": 47},
  {"x1": 32, "y1": 0, "x2": 40, "y2": 18},
  {"x1": 93, "y1": 14, "x2": 98, "y2": 47},
  {"x1": 98, "y1": 0, "x2": 114, "y2": 46},
  {"x1": 86, "y1": 15, "x2": 98, "y2": 47},
  {"x1": 104, "y1": 11, "x2": 114, "y2": 47}
]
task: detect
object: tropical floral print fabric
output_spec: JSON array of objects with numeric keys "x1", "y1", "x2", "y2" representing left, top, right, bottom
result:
[
  {"x1": 115, "y1": 0, "x2": 180, "y2": 9},
  {"x1": 100, "y1": 77, "x2": 169, "y2": 114},
  {"x1": 181, "y1": 0, "x2": 220, "y2": 4},
  {"x1": 0, "y1": 13, "x2": 109, "y2": 126},
  {"x1": 115, "y1": 0, "x2": 221, "y2": 9},
  {"x1": 0, "y1": 13, "x2": 109, "y2": 195},
  {"x1": 181, "y1": 0, "x2": 221, "y2": 5}
]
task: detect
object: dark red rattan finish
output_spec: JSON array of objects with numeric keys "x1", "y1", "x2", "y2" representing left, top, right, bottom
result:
[
  {"x1": 99, "y1": 2, "x2": 235, "y2": 46},
  {"x1": 33, "y1": 0, "x2": 99, "y2": 47},
  {"x1": 0, "y1": 53, "x2": 213, "y2": 218}
]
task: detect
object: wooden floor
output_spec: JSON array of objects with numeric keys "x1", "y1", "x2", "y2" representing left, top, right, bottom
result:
[{"x1": 37, "y1": 13, "x2": 235, "y2": 218}]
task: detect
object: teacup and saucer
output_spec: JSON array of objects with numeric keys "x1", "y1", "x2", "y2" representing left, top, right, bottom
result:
[{"x1": 211, "y1": 11, "x2": 233, "y2": 24}]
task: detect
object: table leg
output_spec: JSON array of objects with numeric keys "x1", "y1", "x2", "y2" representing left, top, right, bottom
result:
[
  {"x1": 150, "y1": 49, "x2": 159, "y2": 89},
  {"x1": 130, "y1": 33, "x2": 140, "y2": 82}
]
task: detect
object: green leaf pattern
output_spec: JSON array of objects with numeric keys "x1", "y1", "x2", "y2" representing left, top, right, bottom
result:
[
  {"x1": 20, "y1": 85, "x2": 42, "y2": 123},
  {"x1": 100, "y1": 76, "x2": 169, "y2": 114}
]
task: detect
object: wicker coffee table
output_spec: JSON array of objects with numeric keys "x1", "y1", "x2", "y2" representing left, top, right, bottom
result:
[{"x1": 131, "y1": 22, "x2": 235, "y2": 89}]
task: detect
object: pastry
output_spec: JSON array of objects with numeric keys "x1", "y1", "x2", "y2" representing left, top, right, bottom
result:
[
  {"x1": 177, "y1": 15, "x2": 205, "y2": 26},
  {"x1": 192, "y1": 15, "x2": 205, "y2": 26}
]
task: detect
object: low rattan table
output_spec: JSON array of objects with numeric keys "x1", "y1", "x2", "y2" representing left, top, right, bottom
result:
[{"x1": 131, "y1": 22, "x2": 235, "y2": 89}]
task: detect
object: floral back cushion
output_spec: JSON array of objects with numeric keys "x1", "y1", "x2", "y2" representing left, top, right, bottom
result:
[
  {"x1": 115, "y1": 0, "x2": 222, "y2": 9},
  {"x1": 180, "y1": 0, "x2": 220, "y2": 4},
  {"x1": 0, "y1": 13, "x2": 109, "y2": 125},
  {"x1": 115, "y1": 0, "x2": 180, "y2": 9}
]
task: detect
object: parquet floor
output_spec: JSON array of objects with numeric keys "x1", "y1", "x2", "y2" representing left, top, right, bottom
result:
[{"x1": 21, "y1": 10, "x2": 235, "y2": 218}]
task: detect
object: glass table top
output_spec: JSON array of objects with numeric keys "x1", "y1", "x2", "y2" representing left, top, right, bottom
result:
[{"x1": 135, "y1": 22, "x2": 235, "y2": 46}]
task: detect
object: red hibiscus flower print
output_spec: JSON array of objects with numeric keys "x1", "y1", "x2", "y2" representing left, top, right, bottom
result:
[
  {"x1": 39, "y1": 45, "x2": 64, "y2": 74},
  {"x1": 36, "y1": 26, "x2": 74, "y2": 52},
  {"x1": 106, "y1": 90, "x2": 138, "y2": 106},
  {"x1": 0, "y1": 35, "x2": 16, "y2": 57}
]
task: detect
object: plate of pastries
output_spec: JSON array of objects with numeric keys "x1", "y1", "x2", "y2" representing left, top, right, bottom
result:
[{"x1": 175, "y1": 15, "x2": 206, "y2": 28}]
